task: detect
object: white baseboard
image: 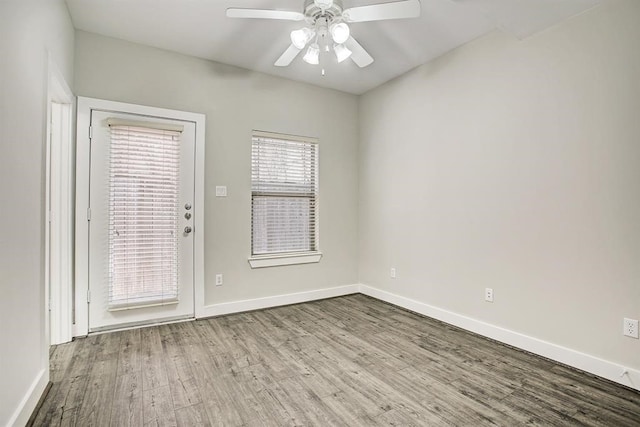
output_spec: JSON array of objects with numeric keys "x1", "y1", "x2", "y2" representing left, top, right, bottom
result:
[
  {"x1": 198, "y1": 284, "x2": 359, "y2": 318},
  {"x1": 7, "y1": 368, "x2": 49, "y2": 427},
  {"x1": 359, "y1": 284, "x2": 640, "y2": 392}
]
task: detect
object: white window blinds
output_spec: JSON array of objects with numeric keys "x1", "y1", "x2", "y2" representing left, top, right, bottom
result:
[
  {"x1": 108, "y1": 122, "x2": 181, "y2": 310},
  {"x1": 251, "y1": 132, "x2": 319, "y2": 256}
]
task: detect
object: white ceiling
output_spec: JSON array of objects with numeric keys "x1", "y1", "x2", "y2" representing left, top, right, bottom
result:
[{"x1": 65, "y1": 0, "x2": 601, "y2": 95}]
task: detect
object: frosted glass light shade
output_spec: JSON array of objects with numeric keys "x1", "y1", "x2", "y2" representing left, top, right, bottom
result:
[
  {"x1": 330, "y1": 22, "x2": 350, "y2": 44},
  {"x1": 303, "y1": 43, "x2": 320, "y2": 65},
  {"x1": 334, "y1": 43, "x2": 352, "y2": 62},
  {"x1": 290, "y1": 28, "x2": 314, "y2": 49}
]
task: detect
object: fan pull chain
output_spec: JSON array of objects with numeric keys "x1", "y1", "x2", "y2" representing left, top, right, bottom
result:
[{"x1": 320, "y1": 17, "x2": 328, "y2": 77}]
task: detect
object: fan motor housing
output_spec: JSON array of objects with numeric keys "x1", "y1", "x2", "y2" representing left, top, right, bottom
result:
[{"x1": 304, "y1": 0, "x2": 344, "y2": 23}]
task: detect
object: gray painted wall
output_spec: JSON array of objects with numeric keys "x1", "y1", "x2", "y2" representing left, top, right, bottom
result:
[
  {"x1": 74, "y1": 31, "x2": 360, "y2": 308},
  {"x1": 0, "y1": 0, "x2": 74, "y2": 424},
  {"x1": 358, "y1": 0, "x2": 640, "y2": 370}
]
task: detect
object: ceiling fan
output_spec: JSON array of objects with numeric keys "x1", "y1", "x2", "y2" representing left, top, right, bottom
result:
[{"x1": 226, "y1": 0, "x2": 421, "y2": 69}]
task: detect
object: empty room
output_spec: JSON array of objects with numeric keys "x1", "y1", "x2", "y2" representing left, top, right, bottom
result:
[{"x1": 1, "y1": 0, "x2": 639, "y2": 425}]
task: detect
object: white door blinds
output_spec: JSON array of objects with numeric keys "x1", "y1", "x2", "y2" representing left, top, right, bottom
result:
[{"x1": 107, "y1": 121, "x2": 182, "y2": 309}]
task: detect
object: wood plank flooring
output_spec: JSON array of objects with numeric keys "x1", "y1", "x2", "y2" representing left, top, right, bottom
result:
[{"x1": 33, "y1": 294, "x2": 640, "y2": 426}]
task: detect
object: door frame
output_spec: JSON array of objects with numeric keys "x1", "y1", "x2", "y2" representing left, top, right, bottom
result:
[
  {"x1": 46, "y1": 56, "x2": 75, "y2": 345},
  {"x1": 74, "y1": 97, "x2": 206, "y2": 337}
]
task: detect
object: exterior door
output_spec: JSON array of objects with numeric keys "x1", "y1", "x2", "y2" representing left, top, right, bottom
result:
[{"x1": 88, "y1": 110, "x2": 195, "y2": 332}]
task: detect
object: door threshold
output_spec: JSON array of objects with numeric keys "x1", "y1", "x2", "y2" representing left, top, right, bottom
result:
[{"x1": 88, "y1": 315, "x2": 194, "y2": 335}]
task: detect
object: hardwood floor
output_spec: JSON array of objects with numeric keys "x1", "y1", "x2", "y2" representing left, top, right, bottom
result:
[{"x1": 34, "y1": 294, "x2": 640, "y2": 426}]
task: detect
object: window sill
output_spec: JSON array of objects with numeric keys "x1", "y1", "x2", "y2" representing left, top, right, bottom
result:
[{"x1": 248, "y1": 252, "x2": 323, "y2": 269}]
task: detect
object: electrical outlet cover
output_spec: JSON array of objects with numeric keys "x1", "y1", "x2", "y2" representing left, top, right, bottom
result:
[
  {"x1": 485, "y1": 288, "x2": 494, "y2": 302},
  {"x1": 623, "y1": 318, "x2": 639, "y2": 339}
]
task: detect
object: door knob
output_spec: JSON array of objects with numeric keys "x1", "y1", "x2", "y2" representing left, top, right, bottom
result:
[{"x1": 184, "y1": 226, "x2": 192, "y2": 234}]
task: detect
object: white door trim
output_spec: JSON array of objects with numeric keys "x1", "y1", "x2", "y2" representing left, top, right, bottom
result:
[
  {"x1": 46, "y1": 56, "x2": 75, "y2": 345},
  {"x1": 74, "y1": 97, "x2": 206, "y2": 337}
]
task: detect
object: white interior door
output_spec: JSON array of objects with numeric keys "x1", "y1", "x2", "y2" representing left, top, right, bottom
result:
[{"x1": 88, "y1": 110, "x2": 195, "y2": 332}]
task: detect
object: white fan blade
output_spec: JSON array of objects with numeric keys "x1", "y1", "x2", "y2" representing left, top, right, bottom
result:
[
  {"x1": 226, "y1": 8, "x2": 305, "y2": 21},
  {"x1": 343, "y1": 0, "x2": 421, "y2": 22},
  {"x1": 345, "y1": 36, "x2": 374, "y2": 67},
  {"x1": 275, "y1": 44, "x2": 302, "y2": 67}
]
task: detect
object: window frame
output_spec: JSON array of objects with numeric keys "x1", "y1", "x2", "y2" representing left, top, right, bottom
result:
[{"x1": 248, "y1": 130, "x2": 322, "y2": 268}]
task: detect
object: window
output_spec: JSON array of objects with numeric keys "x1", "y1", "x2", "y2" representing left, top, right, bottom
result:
[{"x1": 250, "y1": 131, "x2": 321, "y2": 268}]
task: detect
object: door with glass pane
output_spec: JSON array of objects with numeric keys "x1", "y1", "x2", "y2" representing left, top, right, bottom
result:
[{"x1": 88, "y1": 110, "x2": 195, "y2": 332}]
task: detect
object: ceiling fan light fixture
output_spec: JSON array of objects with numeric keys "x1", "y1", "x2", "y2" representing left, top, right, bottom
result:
[
  {"x1": 330, "y1": 22, "x2": 350, "y2": 44},
  {"x1": 333, "y1": 43, "x2": 352, "y2": 62},
  {"x1": 303, "y1": 43, "x2": 320, "y2": 65},
  {"x1": 229, "y1": 0, "x2": 423, "y2": 71},
  {"x1": 290, "y1": 27, "x2": 314, "y2": 49}
]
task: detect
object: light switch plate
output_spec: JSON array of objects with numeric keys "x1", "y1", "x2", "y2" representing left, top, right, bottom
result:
[{"x1": 216, "y1": 186, "x2": 227, "y2": 197}]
